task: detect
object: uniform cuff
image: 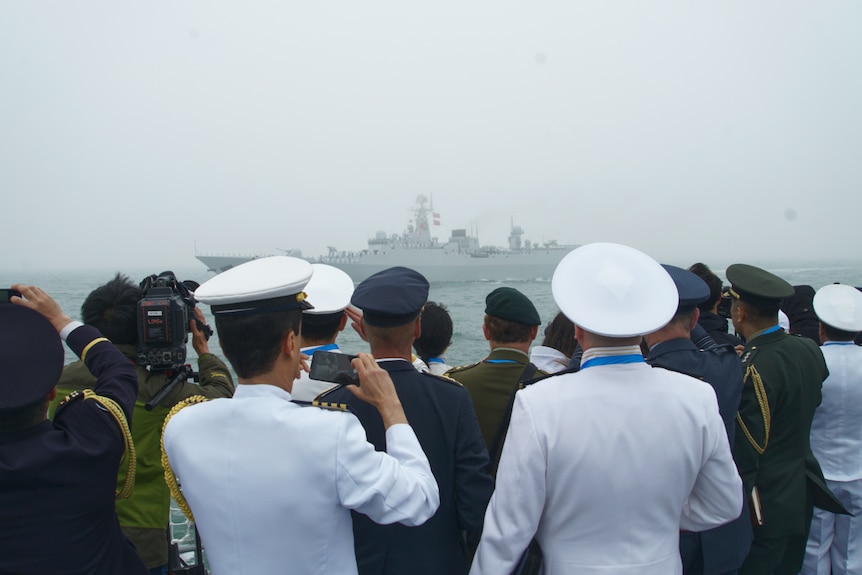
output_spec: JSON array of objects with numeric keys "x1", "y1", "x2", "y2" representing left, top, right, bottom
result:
[{"x1": 60, "y1": 320, "x2": 85, "y2": 342}]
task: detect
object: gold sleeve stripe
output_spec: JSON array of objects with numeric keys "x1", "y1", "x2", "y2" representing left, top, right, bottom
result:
[
  {"x1": 160, "y1": 395, "x2": 209, "y2": 521},
  {"x1": 81, "y1": 337, "x2": 110, "y2": 363},
  {"x1": 736, "y1": 365, "x2": 771, "y2": 455},
  {"x1": 81, "y1": 389, "x2": 136, "y2": 499}
]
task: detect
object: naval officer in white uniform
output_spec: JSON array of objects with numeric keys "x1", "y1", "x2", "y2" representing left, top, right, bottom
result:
[
  {"x1": 291, "y1": 263, "x2": 356, "y2": 401},
  {"x1": 802, "y1": 283, "x2": 862, "y2": 575},
  {"x1": 162, "y1": 256, "x2": 439, "y2": 575},
  {"x1": 470, "y1": 243, "x2": 743, "y2": 575}
]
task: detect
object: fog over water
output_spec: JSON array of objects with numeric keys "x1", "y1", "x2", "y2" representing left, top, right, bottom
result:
[{"x1": 2, "y1": 2, "x2": 861, "y2": 274}]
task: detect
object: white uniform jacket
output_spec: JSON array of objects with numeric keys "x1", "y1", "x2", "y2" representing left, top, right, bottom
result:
[
  {"x1": 809, "y1": 342, "x2": 862, "y2": 481},
  {"x1": 529, "y1": 345, "x2": 570, "y2": 373},
  {"x1": 471, "y1": 361, "x2": 743, "y2": 575},
  {"x1": 412, "y1": 356, "x2": 452, "y2": 376},
  {"x1": 163, "y1": 384, "x2": 440, "y2": 575}
]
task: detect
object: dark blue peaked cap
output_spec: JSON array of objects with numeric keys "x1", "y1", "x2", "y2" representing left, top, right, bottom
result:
[
  {"x1": 351, "y1": 266, "x2": 429, "y2": 327},
  {"x1": 662, "y1": 264, "x2": 710, "y2": 313},
  {"x1": 0, "y1": 304, "x2": 64, "y2": 410}
]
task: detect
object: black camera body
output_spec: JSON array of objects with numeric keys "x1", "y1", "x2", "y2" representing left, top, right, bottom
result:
[
  {"x1": 717, "y1": 286, "x2": 733, "y2": 320},
  {"x1": 136, "y1": 272, "x2": 202, "y2": 371}
]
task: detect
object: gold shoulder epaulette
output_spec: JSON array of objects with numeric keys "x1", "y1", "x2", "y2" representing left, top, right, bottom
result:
[
  {"x1": 54, "y1": 390, "x2": 85, "y2": 417},
  {"x1": 311, "y1": 400, "x2": 351, "y2": 412},
  {"x1": 443, "y1": 362, "x2": 480, "y2": 374},
  {"x1": 160, "y1": 395, "x2": 209, "y2": 521},
  {"x1": 422, "y1": 372, "x2": 464, "y2": 387}
]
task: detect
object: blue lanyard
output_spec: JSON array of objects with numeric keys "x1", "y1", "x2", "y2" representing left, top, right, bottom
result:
[
  {"x1": 824, "y1": 341, "x2": 855, "y2": 346},
  {"x1": 427, "y1": 357, "x2": 446, "y2": 364},
  {"x1": 580, "y1": 354, "x2": 645, "y2": 370},
  {"x1": 761, "y1": 325, "x2": 782, "y2": 336},
  {"x1": 305, "y1": 343, "x2": 339, "y2": 354},
  {"x1": 484, "y1": 359, "x2": 518, "y2": 364}
]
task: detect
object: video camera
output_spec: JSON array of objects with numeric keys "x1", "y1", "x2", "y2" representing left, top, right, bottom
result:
[{"x1": 136, "y1": 271, "x2": 211, "y2": 371}]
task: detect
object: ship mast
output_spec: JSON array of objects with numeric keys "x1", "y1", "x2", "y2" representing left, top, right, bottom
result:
[{"x1": 412, "y1": 195, "x2": 432, "y2": 246}]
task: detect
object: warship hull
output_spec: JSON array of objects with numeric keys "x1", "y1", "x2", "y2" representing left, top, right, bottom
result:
[
  {"x1": 196, "y1": 196, "x2": 578, "y2": 282},
  {"x1": 197, "y1": 248, "x2": 573, "y2": 282},
  {"x1": 317, "y1": 249, "x2": 571, "y2": 282}
]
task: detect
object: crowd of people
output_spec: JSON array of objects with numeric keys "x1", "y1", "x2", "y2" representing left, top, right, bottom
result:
[{"x1": 2, "y1": 241, "x2": 861, "y2": 575}]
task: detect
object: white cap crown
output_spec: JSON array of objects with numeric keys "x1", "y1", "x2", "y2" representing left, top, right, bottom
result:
[
  {"x1": 552, "y1": 242, "x2": 678, "y2": 337},
  {"x1": 813, "y1": 283, "x2": 862, "y2": 332}
]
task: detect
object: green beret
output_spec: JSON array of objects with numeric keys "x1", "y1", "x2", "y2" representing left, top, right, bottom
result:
[
  {"x1": 485, "y1": 287, "x2": 541, "y2": 326},
  {"x1": 725, "y1": 263, "x2": 794, "y2": 307}
]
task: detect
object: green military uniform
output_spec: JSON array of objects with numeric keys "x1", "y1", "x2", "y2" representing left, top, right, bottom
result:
[
  {"x1": 446, "y1": 348, "x2": 540, "y2": 460},
  {"x1": 728, "y1": 265, "x2": 846, "y2": 575},
  {"x1": 446, "y1": 286, "x2": 544, "y2": 475},
  {"x1": 50, "y1": 346, "x2": 235, "y2": 569}
]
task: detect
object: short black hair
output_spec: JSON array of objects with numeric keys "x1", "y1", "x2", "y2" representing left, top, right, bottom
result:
[
  {"x1": 737, "y1": 299, "x2": 781, "y2": 323},
  {"x1": 413, "y1": 302, "x2": 453, "y2": 363},
  {"x1": 81, "y1": 273, "x2": 142, "y2": 345},
  {"x1": 301, "y1": 312, "x2": 344, "y2": 342},
  {"x1": 688, "y1": 263, "x2": 722, "y2": 312},
  {"x1": 215, "y1": 309, "x2": 302, "y2": 379},
  {"x1": 822, "y1": 323, "x2": 857, "y2": 342}
]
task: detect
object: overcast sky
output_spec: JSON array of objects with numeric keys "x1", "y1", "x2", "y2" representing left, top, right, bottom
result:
[{"x1": 2, "y1": 1, "x2": 860, "y2": 274}]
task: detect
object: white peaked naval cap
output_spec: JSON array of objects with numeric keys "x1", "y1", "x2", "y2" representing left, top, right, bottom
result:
[
  {"x1": 552, "y1": 242, "x2": 679, "y2": 337},
  {"x1": 304, "y1": 264, "x2": 355, "y2": 315},
  {"x1": 194, "y1": 256, "x2": 314, "y2": 315},
  {"x1": 813, "y1": 283, "x2": 862, "y2": 332}
]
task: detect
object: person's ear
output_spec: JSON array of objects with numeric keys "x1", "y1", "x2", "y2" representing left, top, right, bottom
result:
[{"x1": 282, "y1": 329, "x2": 298, "y2": 358}]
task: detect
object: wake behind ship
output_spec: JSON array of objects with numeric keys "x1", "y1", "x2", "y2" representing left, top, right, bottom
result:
[{"x1": 195, "y1": 196, "x2": 579, "y2": 282}]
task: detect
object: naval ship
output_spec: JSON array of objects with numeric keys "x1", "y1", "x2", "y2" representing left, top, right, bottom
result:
[{"x1": 195, "y1": 196, "x2": 579, "y2": 282}]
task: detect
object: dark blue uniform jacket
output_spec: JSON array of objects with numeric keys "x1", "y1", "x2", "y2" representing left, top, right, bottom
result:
[
  {"x1": 647, "y1": 336, "x2": 752, "y2": 574},
  {"x1": 325, "y1": 359, "x2": 493, "y2": 575},
  {"x1": 0, "y1": 325, "x2": 147, "y2": 575}
]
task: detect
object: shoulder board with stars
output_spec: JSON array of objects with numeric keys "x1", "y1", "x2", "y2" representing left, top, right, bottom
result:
[{"x1": 54, "y1": 390, "x2": 86, "y2": 417}]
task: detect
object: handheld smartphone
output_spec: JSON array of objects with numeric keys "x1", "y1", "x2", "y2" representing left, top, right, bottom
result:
[
  {"x1": 0, "y1": 289, "x2": 22, "y2": 304},
  {"x1": 309, "y1": 350, "x2": 360, "y2": 386}
]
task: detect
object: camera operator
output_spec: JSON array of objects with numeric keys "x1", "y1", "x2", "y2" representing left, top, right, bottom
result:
[{"x1": 49, "y1": 273, "x2": 235, "y2": 575}]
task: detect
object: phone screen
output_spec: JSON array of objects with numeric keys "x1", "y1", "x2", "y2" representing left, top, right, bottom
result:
[
  {"x1": 0, "y1": 289, "x2": 22, "y2": 304},
  {"x1": 309, "y1": 351, "x2": 360, "y2": 386}
]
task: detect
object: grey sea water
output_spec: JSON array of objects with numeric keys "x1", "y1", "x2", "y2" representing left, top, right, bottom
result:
[{"x1": 4, "y1": 259, "x2": 862, "y2": 370}]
